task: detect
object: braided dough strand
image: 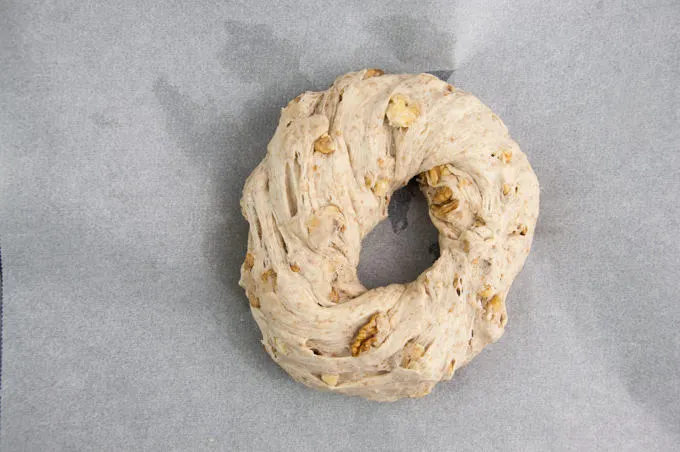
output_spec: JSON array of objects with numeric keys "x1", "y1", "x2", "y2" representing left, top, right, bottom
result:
[{"x1": 239, "y1": 70, "x2": 539, "y2": 401}]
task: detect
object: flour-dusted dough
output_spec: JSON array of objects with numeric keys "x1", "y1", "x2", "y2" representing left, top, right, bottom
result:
[{"x1": 239, "y1": 70, "x2": 539, "y2": 401}]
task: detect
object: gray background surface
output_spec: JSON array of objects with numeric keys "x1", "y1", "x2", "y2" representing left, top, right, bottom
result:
[{"x1": 1, "y1": 1, "x2": 679, "y2": 450}]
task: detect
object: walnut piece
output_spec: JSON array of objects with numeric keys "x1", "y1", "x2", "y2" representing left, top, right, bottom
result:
[
  {"x1": 261, "y1": 269, "x2": 277, "y2": 291},
  {"x1": 386, "y1": 94, "x2": 420, "y2": 128},
  {"x1": 364, "y1": 68, "x2": 385, "y2": 78},
  {"x1": 478, "y1": 284, "x2": 494, "y2": 300},
  {"x1": 431, "y1": 198, "x2": 460, "y2": 218},
  {"x1": 426, "y1": 166, "x2": 441, "y2": 186},
  {"x1": 246, "y1": 290, "x2": 260, "y2": 308},
  {"x1": 432, "y1": 186, "x2": 453, "y2": 205},
  {"x1": 261, "y1": 269, "x2": 276, "y2": 282},
  {"x1": 321, "y1": 374, "x2": 339, "y2": 386},
  {"x1": 244, "y1": 252, "x2": 255, "y2": 270},
  {"x1": 401, "y1": 342, "x2": 426, "y2": 368},
  {"x1": 485, "y1": 294, "x2": 507, "y2": 326},
  {"x1": 372, "y1": 178, "x2": 389, "y2": 197},
  {"x1": 314, "y1": 133, "x2": 335, "y2": 154},
  {"x1": 351, "y1": 313, "x2": 381, "y2": 357}
]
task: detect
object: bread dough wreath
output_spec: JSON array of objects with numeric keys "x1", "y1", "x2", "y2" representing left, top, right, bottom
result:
[{"x1": 239, "y1": 70, "x2": 539, "y2": 401}]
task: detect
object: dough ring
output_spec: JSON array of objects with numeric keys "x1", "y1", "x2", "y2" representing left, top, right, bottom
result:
[{"x1": 239, "y1": 70, "x2": 539, "y2": 401}]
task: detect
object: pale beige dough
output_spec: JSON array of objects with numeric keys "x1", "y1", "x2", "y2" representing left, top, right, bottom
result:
[{"x1": 239, "y1": 70, "x2": 539, "y2": 401}]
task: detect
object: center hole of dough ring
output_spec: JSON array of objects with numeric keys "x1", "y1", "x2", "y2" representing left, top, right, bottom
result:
[
  {"x1": 356, "y1": 180, "x2": 439, "y2": 289},
  {"x1": 238, "y1": 69, "x2": 540, "y2": 401}
]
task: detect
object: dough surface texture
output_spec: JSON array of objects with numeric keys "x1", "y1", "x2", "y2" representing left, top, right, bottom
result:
[{"x1": 239, "y1": 70, "x2": 539, "y2": 401}]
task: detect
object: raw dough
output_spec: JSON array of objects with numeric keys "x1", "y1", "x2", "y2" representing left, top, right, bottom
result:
[{"x1": 239, "y1": 70, "x2": 539, "y2": 401}]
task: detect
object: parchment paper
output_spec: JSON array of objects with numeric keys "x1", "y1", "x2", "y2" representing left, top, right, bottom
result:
[{"x1": 1, "y1": 1, "x2": 679, "y2": 450}]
